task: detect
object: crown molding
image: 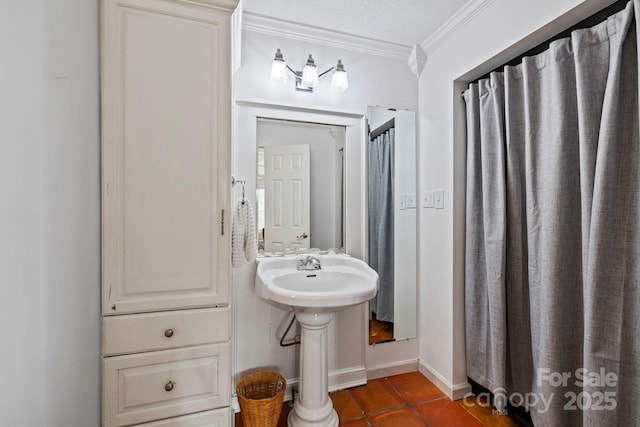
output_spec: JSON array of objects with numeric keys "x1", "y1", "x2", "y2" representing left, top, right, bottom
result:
[
  {"x1": 420, "y1": 0, "x2": 495, "y2": 54},
  {"x1": 242, "y1": 12, "x2": 412, "y2": 60},
  {"x1": 180, "y1": 0, "x2": 240, "y2": 12},
  {"x1": 408, "y1": 44, "x2": 427, "y2": 78}
]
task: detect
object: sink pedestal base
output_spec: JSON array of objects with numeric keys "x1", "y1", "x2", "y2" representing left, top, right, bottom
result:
[{"x1": 288, "y1": 312, "x2": 339, "y2": 427}]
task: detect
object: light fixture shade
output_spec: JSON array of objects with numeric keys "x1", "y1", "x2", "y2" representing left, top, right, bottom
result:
[
  {"x1": 271, "y1": 48, "x2": 288, "y2": 82},
  {"x1": 331, "y1": 60, "x2": 349, "y2": 92},
  {"x1": 301, "y1": 54, "x2": 319, "y2": 88}
]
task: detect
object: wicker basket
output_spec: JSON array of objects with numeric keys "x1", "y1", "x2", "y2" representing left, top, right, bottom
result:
[{"x1": 236, "y1": 371, "x2": 286, "y2": 427}]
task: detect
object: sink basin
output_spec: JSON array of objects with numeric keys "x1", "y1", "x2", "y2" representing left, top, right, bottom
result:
[
  {"x1": 255, "y1": 255, "x2": 378, "y2": 427},
  {"x1": 255, "y1": 255, "x2": 378, "y2": 312}
]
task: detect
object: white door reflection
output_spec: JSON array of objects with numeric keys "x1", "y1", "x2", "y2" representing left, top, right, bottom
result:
[{"x1": 263, "y1": 144, "x2": 310, "y2": 252}]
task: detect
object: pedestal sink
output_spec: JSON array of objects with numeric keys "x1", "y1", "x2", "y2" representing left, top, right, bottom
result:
[{"x1": 256, "y1": 255, "x2": 378, "y2": 427}]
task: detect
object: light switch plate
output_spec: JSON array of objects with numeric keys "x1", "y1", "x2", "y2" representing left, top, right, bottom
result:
[
  {"x1": 399, "y1": 193, "x2": 406, "y2": 210},
  {"x1": 406, "y1": 193, "x2": 416, "y2": 209},
  {"x1": 435, "y1": 190, "x2": 444, "y2": 209},
  {"x1": 423, "y1": 191, "x2": 434, "y2": 208}
]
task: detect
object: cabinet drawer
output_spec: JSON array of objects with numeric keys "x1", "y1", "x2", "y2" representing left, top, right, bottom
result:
[
  {"x1": 134, "y1": 407, "x2": 230, "y2": 426},
  {"x1": 103, "y1": 344, "x2": 230, "y2": 427},
  {"x1": 103, "y1": 308, "x2": 229, "y2": 356}
]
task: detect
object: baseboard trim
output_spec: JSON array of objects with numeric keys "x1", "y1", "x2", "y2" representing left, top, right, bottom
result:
[
  {"x1": 418, "y1": 359, "x2": 471, "y2": 401},
  {"x1": 233, "y1": 366, "x2": 368, "y2": 412},
  {"x1": 366, "y1": 358, "x2": 419, "y2": 380},
  {"x1": 284, "y1": 366, "x2": 367, "y2": 401}
]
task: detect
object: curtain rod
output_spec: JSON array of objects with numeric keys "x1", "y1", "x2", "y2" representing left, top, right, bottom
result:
[{"x1": 369, "y1": 118, "x2": 395, "y2": 140}]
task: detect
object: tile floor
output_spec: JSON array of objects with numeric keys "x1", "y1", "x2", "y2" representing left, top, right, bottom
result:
[
  {"x1": 235, "y1": 371, "x2": 532, "y2": 427},
  {"x1": 368, "y1": 318, "x2": 394, "y2": 344}
]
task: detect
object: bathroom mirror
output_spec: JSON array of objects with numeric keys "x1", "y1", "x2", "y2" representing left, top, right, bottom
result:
[
  {"x1": 367, "y1": 106, "x2": 417, "y2": 344},
  {"x1": 256, "y1": 118, "x2": 346, "y2": 253}
]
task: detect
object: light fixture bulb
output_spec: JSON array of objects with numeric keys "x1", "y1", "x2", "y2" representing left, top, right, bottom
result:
[
  {"x1": 331, "y1": 59, "x2": 349, "y2": 92},
  {"x1": 301, "y1": 54, "x2": 319, "y2": 88},
  {"x1": 270, "y1": 48, "x2": 288, "y2": 82}
]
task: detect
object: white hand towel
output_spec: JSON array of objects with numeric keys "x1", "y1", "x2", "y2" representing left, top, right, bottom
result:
[
  {"x1": 242, "y1": 198, "x2": 257, "y2": 262},
  {"x1": 232, "y1": 198, "x2": 257, "y2": 267}
]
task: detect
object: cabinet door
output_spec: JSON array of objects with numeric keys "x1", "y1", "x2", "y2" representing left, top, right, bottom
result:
[
  {"x1": 101, "y1": 0, "x2": 232, "y2": 315},
  {"x1": 103, "y1": 344, "x2": 231, "y2": 427},
  {"x1": 103, "y1": 307, "x2": 230, "y2": 356}
]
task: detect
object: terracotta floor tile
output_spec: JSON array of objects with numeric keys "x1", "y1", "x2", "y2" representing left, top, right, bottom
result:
[
  {"x1": 331, "y1": 390, "x2": 364, "y2": 421},
  {"x1": 341, "y1": 418, "x2": 371, "y2": 427},
  {"x1": 368, "y1": 407, "x2": 426, "y2": 427},
  {"x1": 369, "y1": 318, "x2": 394, "y2": 344},
  {"x1": 235, "y1": 373, "x2": 531, "y2": 427},
  {"x1": 387, "y1": 371, "x2": 446, "y2": 404},
  {"x1": 278, "y1": 404, "x2": 292, "y2": 427},
  {"x1": 414, "y1": 398, "x2": 483, "y2": 427},
  {"x1": 457, "y1": 394, "x2": 533, "y2": 427},
  {"x1": 350, "y1": 379, "x2": 405, "y2": 414}
]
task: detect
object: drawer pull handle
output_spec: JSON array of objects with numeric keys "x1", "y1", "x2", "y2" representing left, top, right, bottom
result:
[
  {"x1": 165, "y1": 381, "x2": 176, "y2": 392},
  {"x1": 164, "y1": 328, "x2": 174, "y2": 338}
]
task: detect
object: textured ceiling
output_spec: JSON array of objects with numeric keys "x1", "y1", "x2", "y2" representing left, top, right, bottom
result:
[{"x1": 242, "y1": 0, "x2": 470, "y2": 47}]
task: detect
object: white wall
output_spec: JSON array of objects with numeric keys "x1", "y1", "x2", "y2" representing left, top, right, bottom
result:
[
  {"x1": 235, "y1": 30, "x2": 418, "y2": 114},
  {"x1": 0, "y1": 1, "x2": 101, "y2": 425},
  {"x1": 233, "y1": 27, "x2": 420, "y2": 389},
  {"x1": 417, "y1": 0, "x2": 617, "y2": 396}
]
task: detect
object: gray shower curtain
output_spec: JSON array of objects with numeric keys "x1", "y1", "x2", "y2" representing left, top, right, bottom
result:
[
  {"x1": 464, "y1": 1, "x2": 640, "y2": 426},
  {"x1": 369, "y1": 128, "x2": 395, "y2": 323}
]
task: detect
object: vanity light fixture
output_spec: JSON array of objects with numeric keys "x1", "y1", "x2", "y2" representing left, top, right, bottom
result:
[{"x1": 270, "y1": 49, "x2": 349, "y2": 92}]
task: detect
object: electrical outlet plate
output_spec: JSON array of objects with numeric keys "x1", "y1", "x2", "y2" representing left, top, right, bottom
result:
[
  {"x1": 406, "y1": 193, "x2": 416, "y2": 209},
  {"x1": 399, "y1": 193, "x2": 406, "y2": 210},
  {"x1": 423, "y1": 191, "x2": 434, "y2": 208},
  {"x1": 435, "y1": 190, "x2": 444, "y2": 209}
]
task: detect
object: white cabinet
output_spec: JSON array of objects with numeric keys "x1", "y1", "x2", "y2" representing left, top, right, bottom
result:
[
  {"x1": 104, "y1": 344, "x2": 231, "y2": 427},
  {"x1": 135, "y1": 409, "x2": 231, "y2": 426},
  {"x1": 101, "y1": 0, "x2": 235, "y2": 315},
  {"x1": 102, "y1": 308, "x2": 230, "y2": 356},
  {"x1": 100, "y1": 0, "x2": 238, "y2": 425}
]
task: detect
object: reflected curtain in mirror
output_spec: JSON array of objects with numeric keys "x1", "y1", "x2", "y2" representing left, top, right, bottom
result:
[{"x1": 368, "y1": 122, "x2": 395, "y2": 323}]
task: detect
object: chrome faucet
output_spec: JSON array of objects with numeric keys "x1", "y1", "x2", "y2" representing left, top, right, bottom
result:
[{"x1": 297, "y1": 255, "x2": 322, "y2": 271}]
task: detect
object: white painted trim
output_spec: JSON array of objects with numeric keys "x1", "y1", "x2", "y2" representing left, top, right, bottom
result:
[
  {"x1": 418, "y1": 359, "x2": 471, "y2": 401},
  {"x1": 242, "y1": 12, "x2": 412, "y2": 60},
  {"x1": 420, "y1": 0, "x2": 495, "y2": 54},
  {"x1": 235, "y1": 99, "x2": 363, "y2": 120},
  {"x1": 408, "y1": 44, "x2": 427, "y2": 78},
  {"x1": 180, "y1": 0, "x2": 240, "y2": 12},
  {"x1": 231, "y1": 0, "x2": 243, "y2": 74},
  {"x1": 289, "y1": 366, "x2": 367, "y2": 399},
  {"x1": 233, "y1": 100, "x2": 367, "y2": 260},
  {"x1": 232, "y1": 366, "x2": 367, "y2": 413},
  {"x1": 329, "y1": 366, "x2": 368, "y2": 391},
  {"x1": 367, "y1": 358, "x2": 419, "y2": 380}
]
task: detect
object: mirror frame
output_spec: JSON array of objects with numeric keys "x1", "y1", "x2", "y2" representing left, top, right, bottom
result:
[
  {"x1": 233, "y1": 101, "x2": 368, "y2": 260},
  {"x1": 367, "y1": 106, "x2": 418, "y2": 343}
]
